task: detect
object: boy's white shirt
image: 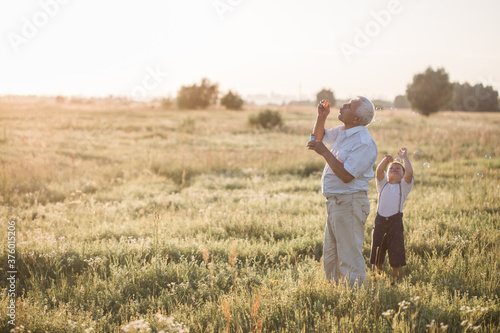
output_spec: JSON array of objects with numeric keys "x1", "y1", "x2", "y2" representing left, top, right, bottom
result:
[{"x1": 376, "y1": 173, "x2": 414, "y2": 217}]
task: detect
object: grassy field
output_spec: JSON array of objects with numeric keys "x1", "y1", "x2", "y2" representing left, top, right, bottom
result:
[{"x1": 0, "y1": 99, "x2": 499, "y2": 332}]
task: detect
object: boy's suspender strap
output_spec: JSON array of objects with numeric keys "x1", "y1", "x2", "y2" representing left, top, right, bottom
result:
[
  {"x1": 377, "y1": 182, "x2": 388, "y2": 213},
  {"x1": 398, "y1": 183, "x2": 402, "y2": 212},
  {"x1": 378, "y1": 182, "x2": 402, "y2": 213}
]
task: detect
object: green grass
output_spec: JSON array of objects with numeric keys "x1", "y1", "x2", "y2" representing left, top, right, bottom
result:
[{"x1": 0, "y1": 101, "x2": 499, "y2": 332}]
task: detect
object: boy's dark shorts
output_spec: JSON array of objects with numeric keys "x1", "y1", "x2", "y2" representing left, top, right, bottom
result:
[{"x1": 370, "y1": 212, "x2": 406, "y2": 267}]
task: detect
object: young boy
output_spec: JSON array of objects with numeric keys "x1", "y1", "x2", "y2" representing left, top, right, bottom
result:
[{"x1": 370, "y1": 147, "x2": 414, "y2": 281}]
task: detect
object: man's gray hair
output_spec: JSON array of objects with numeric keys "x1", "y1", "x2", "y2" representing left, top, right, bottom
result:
[{"x1": 355, "y1": 96, "x2": 375, "y2": 126}]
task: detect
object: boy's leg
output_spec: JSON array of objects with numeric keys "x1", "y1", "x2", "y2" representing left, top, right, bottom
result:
[
  {"x1": 369, "y1": 215, "x2": 388, "y2": 272},
  {"x1": 392, "y1": 266, "x2": 404, "y2": 278},
  {"x1": 387, "y1": 214, "x2": 406, "y2": 283},
  {"x1": 390, "y1": 266, "x2": 404, "y2": 286}
]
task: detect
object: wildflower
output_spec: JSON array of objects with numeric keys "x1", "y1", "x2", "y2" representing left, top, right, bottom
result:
[
  {"x1": 426, "y1": 320, "x2": 436, "y2": 328},
  {"x1": 382, "y1": 309, "x2": 394, "y2": 317},
  {"x1": 155, "y1": 314, "x2": 174, "y2": 325},
  {"x1": 460, "y1": 320, "x2": 468, "y2": 326},
  {"x1": 120, "y1": 318, "x2": 151, "y2": 332},
  {"x1": 398, "y1": 300, "x2": 410, "y2": 309},
  {"x1": 471, "y1": 326, "x2": 481, "y2": 331}
]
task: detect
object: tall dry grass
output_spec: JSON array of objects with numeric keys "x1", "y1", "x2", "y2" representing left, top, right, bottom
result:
[{"x1": 0, "y1": 100, "x2": 499, "y2": 332}]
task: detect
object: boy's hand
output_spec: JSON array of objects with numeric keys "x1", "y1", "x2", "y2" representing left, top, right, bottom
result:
[
  {"x1": 317, "y1": 99, "x2": 330, "y2": 118},
  {"x1": 398, "y1": 147, "x2": 408, "y2": 159},
  {"x1": 384, "y1": 154, "x2": 394, "y2": 163}
]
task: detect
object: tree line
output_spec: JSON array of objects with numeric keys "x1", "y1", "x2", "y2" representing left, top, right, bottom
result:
[
  {"x1": 171, "y1": 78, "x2": 243, "y2": 110},
  {"x1": 401, "y1": 67, "x2": 499, "y2": 115},
  {"x1": 168, "y1": 68, "x2": 499, "y2": 116}
]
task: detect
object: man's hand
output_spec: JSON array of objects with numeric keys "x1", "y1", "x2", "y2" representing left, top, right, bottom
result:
[
  {"x1": 307, "y1": 140, "x2": 329, "y2": 156},
  {"x1": 318, "y1": 99, "x2": 330, "y2": 119},
  {"x1": 307, "y1": 139, "x2": 354, "y2": 183}
]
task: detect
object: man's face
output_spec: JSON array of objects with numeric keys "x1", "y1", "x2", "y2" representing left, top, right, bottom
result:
[
  {"x1": 387, "y1": 163, "x2": 404, "y2": 182},
  {"x1": 338, "y1": 98, "x2": 361, "y2": 127}
]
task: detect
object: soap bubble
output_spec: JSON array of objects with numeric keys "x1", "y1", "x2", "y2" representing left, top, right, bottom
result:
[
  {"x1": 395, "y1": 158, "x2": 402, "y2": 163},
  {"x1": 414, "y1": 151, "x2": 421, "y2": 157},
  {"x1": 423, "y1": 162, "x2": 430, "y2": 168},
  {"x1": 375, "y1": 106, "x2": 382, "y2": 111},
  {"x1": 477, "y1": 172, "x2": 484, "y2": 178},
  {"x1": 485, "y1": 154, "x2": 491, "y2": 159},
  {"x1": 390, "y1": 106, "x2": 398, "y2": 111},
  {"x1": 374, "y1": 118, "x2": 382, "y2": 123},
  {"x1": 412, "y1": 111, "x2": 419, "y2": 116}
]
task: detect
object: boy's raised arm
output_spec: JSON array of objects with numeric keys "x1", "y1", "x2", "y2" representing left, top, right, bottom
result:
[
  {"x1": 398, "y1": 148, "x2": 413, "y2": 183},
  {"x1": 376, "y1": 155, "x2": 393, "y2": 182}
]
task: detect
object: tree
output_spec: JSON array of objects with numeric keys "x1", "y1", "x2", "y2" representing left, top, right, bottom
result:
[
  {"x1": 393, "y1": 95, "x2": 410, "y2": 108},
  {"x1": 177, "y1": 78, "x2": 219, "y2": 109},
  {"x1": 447, "y1": 82, "x2": 499, "y2": 112},
  {"x1": 406, "y1": 67, "x2": 453, "y2": 116},
  {"x1": 220, "y1": 90, "x2": 244, "y2": 110},
  {"x1": 316, "y1": 89, "x2": 336, "y2": 107}
]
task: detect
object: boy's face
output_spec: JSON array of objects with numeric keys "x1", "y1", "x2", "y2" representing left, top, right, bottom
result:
[{"x1": 387, "y1": 163, "x2": 404, "y2": 183}]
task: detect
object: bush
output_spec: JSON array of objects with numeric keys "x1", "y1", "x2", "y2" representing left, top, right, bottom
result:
[
  {"x1": 177, "y1": 78, "x2": 218, "y2": 109},
  {"x1": 161, "y1": 97, "x2": 174, "y2": 109},
  {"x1": 220, "y1": 90, "x2": 244, "y2": 110},
  {"x1": 248, "y1": 110, "x2": 284, "y2": 129}
]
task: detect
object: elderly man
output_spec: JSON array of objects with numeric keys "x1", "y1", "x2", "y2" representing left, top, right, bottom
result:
[{"x1": 307, "y1": 96, "x2": 377, "y2": 286}]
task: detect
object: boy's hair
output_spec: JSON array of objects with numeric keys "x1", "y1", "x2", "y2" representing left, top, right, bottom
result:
[{"x1": 389, "y1": 161, "x2": 405, "y2": 174}]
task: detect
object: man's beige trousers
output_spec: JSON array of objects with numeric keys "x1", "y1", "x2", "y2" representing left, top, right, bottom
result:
[{"x1": 323, "y1": 191, "x2": 370, "y2": 286}]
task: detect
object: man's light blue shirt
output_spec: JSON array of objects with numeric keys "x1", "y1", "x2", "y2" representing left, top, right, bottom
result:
[{"x1": 321, "y1": 125, "x2": 377, "y2": 196}]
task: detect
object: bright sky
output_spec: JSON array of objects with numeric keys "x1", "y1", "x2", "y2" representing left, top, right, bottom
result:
[{"x1": 1, "y1": 0, "x2": 499, "y2": 102}]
